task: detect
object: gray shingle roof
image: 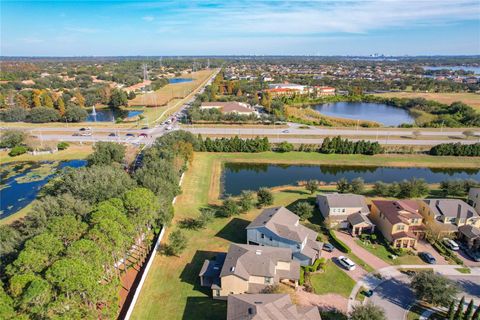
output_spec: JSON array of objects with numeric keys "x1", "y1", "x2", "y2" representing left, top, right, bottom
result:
[
  {"x1": 246, "y1": 207, "x2": 317, "y2": 243},
  {"x1": 227, "y1": 294, "x2": 321, "y2": 320},
  {"x1": 423, "y1": 199, "x2": 478, "y2": 219},
  {"x1": 317, "y1": 193, "x2": 369, "y2": 213},
  {"x1": 458, "y1": 225, "x2": 480, "y2": 239},
  {"x1": 220, "y1": 244, "x2": 296, "y2": 281},
  {"x1": 347, "y1": 212, "x2": 374, "y2": 226}
]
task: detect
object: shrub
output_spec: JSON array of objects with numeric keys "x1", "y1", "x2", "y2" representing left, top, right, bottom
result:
[
  {"x1": 299, "y1": 268, "x2": 305, "y2": 285},
  {"x1": 276, "y1": 141, "x2": 294, "y2": 152},
  {"x1": 293, "y1": 201, "x2": 314, "y2": 220},
  {"x1": 0, "y1": 107, "x2": 27, "y2": 122},
  {"x1": 57, "y1": 142, "x2": 70, "y2": 150},
  {"x1": 28, "y1": 107, "x2": 60, "y2": 123},
  {"x1": 8, "y1": 145, "x2": 28, "y2": 157},
  {"x1": 329, "y1": 230, "x2": 351, "y2": 253},
  {"x1": 0, "y1": 130, "x2": 25, "y2": 148},
  {"x1": 257, "y1": 187, "x2": 273, "y2": 207}
]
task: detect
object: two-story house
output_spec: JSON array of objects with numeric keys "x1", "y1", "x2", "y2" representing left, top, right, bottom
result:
[
  {"x1": 199, "y1": 243, "x2": 300, "y2": 299},
  {"x1": 370, "y1": 200, "x2": 425, "y2": 249},
  {"x1": 246, "y1": 207, "x2": 322, "y2": 266},
  {"x1": 418, "y1": 199, "x2": 480, "y2": 235},
  {"x1": 317, "y1": 193, "x2": 374, "y2": 235},
  {"x1": 227, "y1": 294, "x2": 321, "y2": 320}
]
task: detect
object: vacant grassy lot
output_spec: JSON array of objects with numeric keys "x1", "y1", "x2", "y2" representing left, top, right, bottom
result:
[
  {"x1": 309, "y1": 260, "x2": 356, "y2": 298},
  {"x1": 129, "y1": 69, "x2": 215, "y2": 107},
  {"x1": 375, "y1": 92, "x2": 480, "y2": 111}
]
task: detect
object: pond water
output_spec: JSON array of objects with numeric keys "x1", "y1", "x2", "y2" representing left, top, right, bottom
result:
[
  {"x1": 222, "y1": 163, "x2": 480, "y2": 196},
  {"x1": 169, "y1": 78, "x2": 193, "y2": 84},
  {"x1": 0, "y1": 160, "x2": 87, "y2": 219},
  {"x1": 86, "y1": 109, "x2": 144, "y2": 122},
  {"x1": 313, "y1": 102, "x2": 415, "y2": 126},
  {"x1": 423, "y1": 66, "x2": 480, "y2": 75}
]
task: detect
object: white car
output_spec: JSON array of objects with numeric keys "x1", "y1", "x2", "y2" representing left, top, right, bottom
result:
[
  {"x1": 443, "y1": 238, "x2": 460, "y2": 251},
  {"x1": 338, "y1": 256, "x2": 356, "y2": 271}
]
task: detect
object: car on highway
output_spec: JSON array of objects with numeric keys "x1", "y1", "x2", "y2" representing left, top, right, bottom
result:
[
  {"x1": 141, "y1": 126, "x2": 149, "y2": 130},
  {"x1": 139, "y1": 133, "x2": 148, "y2": 138},
  {"x1": 108, "y1": 133, "x2": 118, "y2": 137},
  {"x1": 322, "y1": 243, "x2": 334, "y2": 252},
  {"x1": 79, "y1": 127, "x2": 91, "y2": 131},
  {"x1": 282, "y1": 129, "x2": 289, "y2": 133},
  {"x1": 443, "y1": 238, "x2": 459, "y2": 251},
  {"x1": 419, "y1": 252, "x2": 436, "y2": 264},
  {"x1": 125, "y1": 133, "x2": 135, "y2": 137},
  {"x1": 80, "y1": 131, "x2": 92, "y2": 136},
  {"x1": 337, "y1": 256, "x2": 356, "y2": 270},
  {"x1": 72, "y1": 132, "x2": 80, "y2": 136},
  {"x1": 165, "y1": 126, "x2": 173, "y2": 131}
]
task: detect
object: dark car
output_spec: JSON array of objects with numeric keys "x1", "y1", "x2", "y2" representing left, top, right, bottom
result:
[
  {"x1": 108, "y1": 133, "x2": 118, "y2": 137},
  {"x1": 126, "y1": 133, "x2": 135, "y2": 137},
  {"x1": 465, "y1": 250, "x2": 480, "y2": 262},
  {"x1": 362, "y1": 289, "x2": 374, "y2": 297},
  {"x1": 322, "y1": 243, "x2": 334, "y2": 252},
  {"x1": 419, "y1": 252, "x2": 436, "y2": 264}
]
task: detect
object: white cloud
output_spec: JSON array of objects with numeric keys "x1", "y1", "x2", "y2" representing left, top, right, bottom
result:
[
  {"x1": 142, "y1": 15, "x2": 155, "y2": 22},
  {"x1": 21, "y1": 37, "x2": 44, "y2": 44}
]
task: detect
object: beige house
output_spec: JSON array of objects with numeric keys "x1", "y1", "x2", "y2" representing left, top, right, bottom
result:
[
  {"x1": 468, "y1": 188, "x2": 480, "y2": 214},
  {"x1": 458, "y1": 225, "x2": 480, "y2": 250},
  {"x1": 199, "y1": 244, "x2": 300, "y2": 299},
  {"x1": 227, "y1": 294, "x2": 321, "y2": 320},
  {"x1": 370, "y1": 200, "x2": 425, "y2": 249},
  {"x1": 418, "y1": 199, "x2": 480, "y2": 235},
  {"x1": 200, "y1": 102, "x2": 258, "y2": 116},
  {"x1": 317, "y1": 193, "x2": 374, "y2": 235}
]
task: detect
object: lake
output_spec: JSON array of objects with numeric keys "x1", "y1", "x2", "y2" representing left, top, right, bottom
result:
[
  {"x1": 86, "y1": 109, "x2": 144, "y2": 122},
  {"x1": 0, "y1": 160, "x2": 87, "y2": 220},
  {"x1": 423, "y1": 66, "x2": 480, "y2": 75},
  {"x1": 313, "y1": 102, "x2": 414, "y2": 126},
  {"x1": 169, "y1": 78, "x2": 193, "y2": 84},
  {"x1": 221, "y1": 163, "x2": 480, "y2": 196}
]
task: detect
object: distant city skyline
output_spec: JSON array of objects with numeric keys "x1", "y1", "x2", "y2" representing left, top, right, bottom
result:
[{"x1": 1, "y1": 0, "x2": 480, "y2": 56}]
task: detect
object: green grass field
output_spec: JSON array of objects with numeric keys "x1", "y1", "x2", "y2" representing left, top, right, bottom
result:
[
  {"x1": 355, "y1": 239, "x2": 425, "y2": 266},
  {"x1": 0, "y1": 145, "x2": 93, "y2": 164},
  {"x1": 309, "y1": 260, "x2": 356, "y2": 298}
]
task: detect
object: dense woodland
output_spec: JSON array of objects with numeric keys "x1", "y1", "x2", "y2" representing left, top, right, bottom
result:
[{"x1": 0, "y1": 132, "x2": 195, "y2": 319}]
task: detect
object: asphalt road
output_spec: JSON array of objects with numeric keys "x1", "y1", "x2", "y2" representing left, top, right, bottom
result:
[{"x1": 369, "y1": 274, "x2": 480, "y2": 319}]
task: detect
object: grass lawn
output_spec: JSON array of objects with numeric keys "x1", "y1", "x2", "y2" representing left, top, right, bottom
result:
[
  {"x1": 375, "y1": 91, "x2": 480, "y2": 111},
  {"x1": 407, "y1": 303, "x2": 447, "y2": 320},
  {"x1": 355, "y1": 239, "x2": 425, "y2": 266},
  {"x1": 309, "y1": 260, "x2": 356, "y2": 298},
  {"x1": 0, "y1": 144, "x2": 93, "y2": 164}
]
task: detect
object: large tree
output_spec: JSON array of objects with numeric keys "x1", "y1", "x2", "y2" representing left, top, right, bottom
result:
[
  {"x1": 411, "y1": 271, "x2": 459, "y2": 307},
  {"x1": 87, "y1": 142, "x2": 126, "y2": 166},
  {"x1": 108, "y1": 89, "x2": 128, "y2": 108},
  {"x1": 349, "y1": 302, "x2": 386, "y2": 320}
]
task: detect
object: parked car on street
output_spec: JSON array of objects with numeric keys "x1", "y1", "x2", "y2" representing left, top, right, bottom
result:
[
  {"x1": 443, "y1": 238, "x2": 460, "y2": 251},
  {"x1": 337, "y1": 256, "x2": 356, "y2": 270},
  {"x1": 322, "y1": 243, "x2": 334, "y2": 252},
  {"x1": 419, "y1": 252, "x2": 436, "y2": 264}
]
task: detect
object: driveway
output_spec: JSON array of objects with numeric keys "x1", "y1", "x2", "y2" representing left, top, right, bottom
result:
[
  {"x1": 334, "y1": 231, "x2": 390, "y2": 270},
  {"x1": 455, "y1": 248, "x2": 480, "y2": 267},
  {"x1": 415, "y1": 241, "x2": 448, "y2": 265}
]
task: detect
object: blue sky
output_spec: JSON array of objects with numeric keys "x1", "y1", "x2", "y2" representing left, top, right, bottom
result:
[{"x1": 1, "y1": 0, "x2": 480, "y2": 56}]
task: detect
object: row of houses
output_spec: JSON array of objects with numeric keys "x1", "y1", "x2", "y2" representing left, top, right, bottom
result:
[
  {"x1": 318, "y1": 189, "x2": 480, "y2": 250},
  {"x1": 199, "y1": 207, "x2": 323, "y2": 319},
  {"x1": 264, "y1": 83, "x2": 335, "y2": 98}
]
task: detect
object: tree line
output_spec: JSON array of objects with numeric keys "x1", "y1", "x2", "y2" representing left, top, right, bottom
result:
[
  {"x1": 320, "y1": 136, "x2": 384, "y2": 155},
  {"x1": 429, "y1": 142, "x2": 480, "y2": 156},
  {"x1": 0, "y1": 132, "x2": 196, "y2": 319}
]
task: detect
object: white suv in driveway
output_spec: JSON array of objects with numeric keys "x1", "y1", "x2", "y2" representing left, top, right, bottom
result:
[
  {"x1": 443, "y1": 238, "x2": 460, "y2": 251},
  {"x1": 338, "y1": 256, "x2": 356, "y2": 271}
]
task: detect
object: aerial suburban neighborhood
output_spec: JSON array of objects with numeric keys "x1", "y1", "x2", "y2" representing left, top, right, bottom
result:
[{"x1": 1, "y1": 1, "x2": 480, "y2": 320}]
